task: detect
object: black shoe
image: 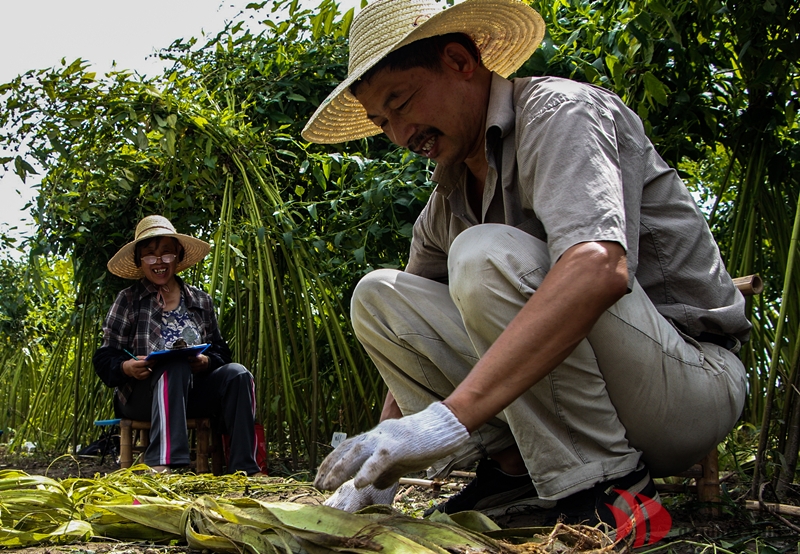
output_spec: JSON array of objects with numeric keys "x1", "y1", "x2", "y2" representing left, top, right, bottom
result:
[
  {"x1": 492, "y1": 465, "x2": 670, "y2": 540},
  {"x1": 424, "y1": 458, "x2": 539, "y2": 516}
]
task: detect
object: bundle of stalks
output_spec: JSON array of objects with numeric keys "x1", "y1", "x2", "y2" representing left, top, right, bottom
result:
[{"x1": 0, "y1": 468, "x2": 617, "y2": 553}]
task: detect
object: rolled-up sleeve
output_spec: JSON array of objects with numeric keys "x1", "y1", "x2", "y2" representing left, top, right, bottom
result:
[{"x1": 516, "y1": 93, "x2": 628, "y2": 267}]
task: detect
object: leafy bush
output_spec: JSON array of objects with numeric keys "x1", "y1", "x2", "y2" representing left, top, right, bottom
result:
[{"x1": 0, "y1": 0, "x2": 798, "y2": 489}]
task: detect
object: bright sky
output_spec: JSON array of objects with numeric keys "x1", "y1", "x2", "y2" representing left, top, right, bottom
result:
[{"x1": 0, "y1": 0, "x2": 361, "y2": 245}]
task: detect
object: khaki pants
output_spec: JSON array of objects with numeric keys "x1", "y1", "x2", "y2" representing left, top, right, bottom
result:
[{"x1": 351, "y1": 224, "x2": 746, "y2": 500}]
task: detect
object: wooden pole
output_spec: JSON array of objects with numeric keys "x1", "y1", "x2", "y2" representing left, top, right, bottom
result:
[
  {"x1": 745, "y1": 500, "x2": 800, "y2": 517},
  {"x1": 732, "y1": 274, "x2": 764, "y2": 296}
]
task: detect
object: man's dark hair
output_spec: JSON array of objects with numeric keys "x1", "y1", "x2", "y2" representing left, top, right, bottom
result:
[
  {"x1": 134, "y1": 237, "x2": 185, "y2": 268},
  {"x1": 350, "y1": 33, "x2": 481, "y2": 98}
]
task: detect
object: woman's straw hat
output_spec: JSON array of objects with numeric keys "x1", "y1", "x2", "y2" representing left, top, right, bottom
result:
[
  {"x1": 107, "y1": 215, "x2": 211, "y2": 279},
  {"x1": 302, "y1": 0, "x2": 545, "y2": 144}
]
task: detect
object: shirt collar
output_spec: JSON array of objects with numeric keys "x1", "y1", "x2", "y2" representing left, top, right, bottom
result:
[
  {"x1": 137, "y1": 275, "x2": 199, "y2": 308},
  {"x1": 485, "y1": 72, "x2": 515, "y2": 140},
  {"x1": 431, "y1": 72, "x2": 515, "y2": 197}
]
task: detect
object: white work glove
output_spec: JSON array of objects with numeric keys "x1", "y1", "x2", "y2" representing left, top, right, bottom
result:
[
  {"x1": 314, "y1": 402, "x2": 470, "y2": 491},
  {"x1": 323, "y1": 479, "x2": 399, "y2": 512}
]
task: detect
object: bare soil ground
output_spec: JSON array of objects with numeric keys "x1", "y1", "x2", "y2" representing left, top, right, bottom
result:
[{"x1": 1, "y1": 451, "x2": 798, "y2": 554}]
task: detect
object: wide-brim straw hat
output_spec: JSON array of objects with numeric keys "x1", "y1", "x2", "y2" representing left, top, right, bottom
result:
[
  {"x1": 302, "y1": 0, "x2": 545, "y2": 144},
  {"x1": 107, "y1": 215, "x2": 211, "y2": 279}
]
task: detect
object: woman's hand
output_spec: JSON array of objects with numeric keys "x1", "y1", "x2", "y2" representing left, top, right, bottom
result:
[
  {"x1": 189, "y1": 353, "x2": 209, "y2": 374},
  {"x1": 122, "y1": 357, "x2": 152, "y2": 380}
]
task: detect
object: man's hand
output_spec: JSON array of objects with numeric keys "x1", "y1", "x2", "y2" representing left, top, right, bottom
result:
[
  {"x1": 314, "y1": 402, "x2": 469, "y2": 491},
  {"x1": 324, "y1": 479, "x2": 398, "y2": 512},
  {"x1": 122, "y1": 357, "x2": 151, "y2": 380},
  {"x1": 189, "y1": 353, "x2": 209, "y2": 374}
]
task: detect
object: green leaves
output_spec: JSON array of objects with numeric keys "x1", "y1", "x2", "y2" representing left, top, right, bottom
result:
[
  {"x1": 642, "y1": 71, "x2": 669, "y2": 107},
  {"x1": 0, "y1": 471, "x2": 91, "y2": 548},
  {"x1": 0, "y1": 0, "x2": 382, "y2": 462},
  {"x1": 0, "y1": 469, "x2": 524, "y2": 552},
  {"x1": 13, "y1": 155, "x2": 37, "y2": 183}
]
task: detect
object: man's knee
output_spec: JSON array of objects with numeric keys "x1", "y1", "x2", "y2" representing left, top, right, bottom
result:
[
  {"x1": 350, "y1": 269, "x2": 401, "y2": 338},
  {"x1": 449, "y1": 225, "x2": 549, "y2": 312}
]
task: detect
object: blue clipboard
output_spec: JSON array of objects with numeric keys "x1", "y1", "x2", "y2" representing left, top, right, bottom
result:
[{"x1": 145, "y1": 343, "x2": 210, "y2": 362}]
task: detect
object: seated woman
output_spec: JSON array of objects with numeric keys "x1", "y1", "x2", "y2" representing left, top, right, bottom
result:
[{"x1": 93, "y1": 215, "x2": 262, "y2": 475}]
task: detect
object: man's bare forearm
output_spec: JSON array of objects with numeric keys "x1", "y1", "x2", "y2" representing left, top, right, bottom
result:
[{"x1": 444, "y1": 241, "x2": 628, "y2": 433}]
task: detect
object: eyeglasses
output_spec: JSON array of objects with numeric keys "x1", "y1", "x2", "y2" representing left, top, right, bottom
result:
[{"x1": 141, "y1": 253, "x2": 177, "y2": 265}]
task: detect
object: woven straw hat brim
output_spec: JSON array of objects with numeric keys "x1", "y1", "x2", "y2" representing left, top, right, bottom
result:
[
  {"x1": 107, "y1": 221, "x2": 211, "y2": 280},
  {"x1": 302, "y1": 0, "x2": 545, "y2": 144}
]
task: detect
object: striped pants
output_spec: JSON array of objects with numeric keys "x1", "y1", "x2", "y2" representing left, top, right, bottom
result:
[{"x1": 115, "y1": 360, "x2": 260, "y2": 474}]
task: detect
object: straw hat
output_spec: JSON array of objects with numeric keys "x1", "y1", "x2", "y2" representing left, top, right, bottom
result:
[
  {"x1": 107, "y1": 215, "x2": 211, "y2": 279},
  {"x1": 302, "y1": 0, "x2": 545, "y2": 144}
]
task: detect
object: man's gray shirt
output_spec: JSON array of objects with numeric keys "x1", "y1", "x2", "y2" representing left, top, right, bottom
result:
[{"x1": 406, "y1": 74, "x2": 751, "y2": 342}]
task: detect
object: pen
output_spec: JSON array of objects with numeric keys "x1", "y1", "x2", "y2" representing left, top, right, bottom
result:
[{"x1": 123, "y1": 348, "x2": 152, "y2": 373}]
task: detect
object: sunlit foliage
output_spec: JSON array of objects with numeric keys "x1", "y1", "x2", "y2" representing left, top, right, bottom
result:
[{"x1": 0, "y1": 0, "x2": 797, "y2": 493}]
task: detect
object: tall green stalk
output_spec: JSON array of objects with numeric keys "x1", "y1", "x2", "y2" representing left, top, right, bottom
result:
[{"x1": 751, "y1": 198, "x2": 800, "y2": 495}]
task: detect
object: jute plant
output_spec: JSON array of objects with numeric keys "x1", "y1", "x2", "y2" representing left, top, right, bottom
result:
[
  {"x1": 0, "y1": 0, "x2": 409, "y2": 466},
  {"x1": 1, "y1": 0, "x2": 797, "y2": 496}
]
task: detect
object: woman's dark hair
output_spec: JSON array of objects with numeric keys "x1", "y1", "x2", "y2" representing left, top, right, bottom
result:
[
  {"x1": 350, "y1": 33, "x2": 481, "y2": 97},
  {"x1": 133, "y1": 237, "x2": 185, "y2": 268}
]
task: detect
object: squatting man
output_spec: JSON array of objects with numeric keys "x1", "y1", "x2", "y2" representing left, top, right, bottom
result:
[{"x1": 301, "y1": 0, "x2": 750, "y2": 528}]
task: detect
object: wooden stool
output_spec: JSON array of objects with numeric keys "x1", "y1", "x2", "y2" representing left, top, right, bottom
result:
[
  {"x1": 119, "y1": 418, "x2": 223, "y2": 474},
  {"x1": 656, "y1": 450, "x2": 720, "y2": 502}
]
